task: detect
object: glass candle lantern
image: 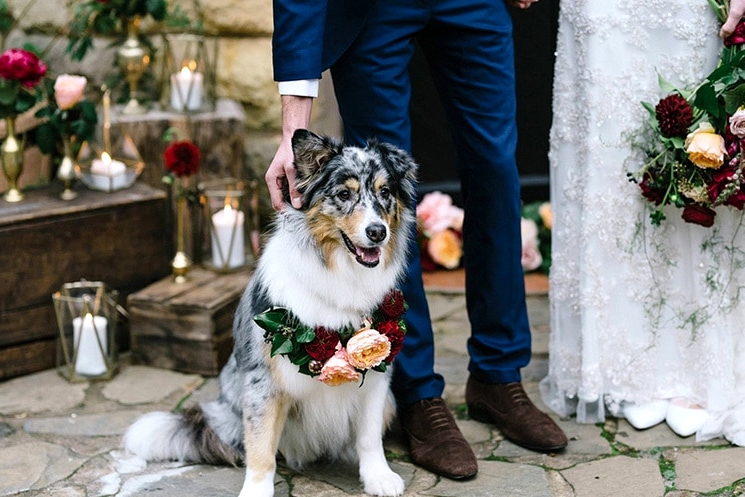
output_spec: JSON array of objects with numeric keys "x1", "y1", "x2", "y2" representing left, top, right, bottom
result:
[
  {"x1": 200, "y1": 178, "x2": 254, "y2": 272},
  {"x1": 160, "y1": 33, "x2": 217, "y2": 113},
  {"x1": 53, "y1": 281, "x2": 119, "y2": 382}
]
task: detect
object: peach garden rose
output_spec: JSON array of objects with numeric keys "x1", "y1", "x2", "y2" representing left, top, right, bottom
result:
[
  {"x1": 685, "y1": 122, "x2": 726, "y2": 169},
  {"x1": 345, "y1": 328, "x2": 391, "y2": 370},
  {"x1": 318, "y1": 348, "x2": 361, "y2": 386},
  {"x1": 426, "y1": 229, "x2": 462, "y2": 269}
]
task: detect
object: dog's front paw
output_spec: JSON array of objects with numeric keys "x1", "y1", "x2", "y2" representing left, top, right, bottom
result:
[
  {"x1": 361, "y1": 469, "x2": 405, "y2": 497},
  {"x1": 237, "y1": 470, "x2": 275, "y2": 497}
]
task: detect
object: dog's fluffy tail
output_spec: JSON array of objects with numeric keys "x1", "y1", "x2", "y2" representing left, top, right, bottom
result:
[{"x1": 123, "y1": 405, "x2": 242, "y2": 466}]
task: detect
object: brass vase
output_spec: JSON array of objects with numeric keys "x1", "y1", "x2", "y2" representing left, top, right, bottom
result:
[
  {"x1": 1, "y1": 116, "x2": 24, "y2": 202},
  {"x1": 171, "y1": 195, "x2": 192, "y2": 283},
  {"x1": 117, "y1": 16, "x2": 150, "y2": 115},
  {"x1": 57, "y1": 135, "x2": 77, "y2": 200}
]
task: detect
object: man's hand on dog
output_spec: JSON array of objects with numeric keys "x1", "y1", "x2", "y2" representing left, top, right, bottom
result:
[{"x1": 267, "y1": 95, "x2": 313, "y2": 211}]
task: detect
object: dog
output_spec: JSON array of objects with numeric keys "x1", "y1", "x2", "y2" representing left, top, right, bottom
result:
[{"x1": 123, "y1": 129, "x2": 418, "y2": 497}]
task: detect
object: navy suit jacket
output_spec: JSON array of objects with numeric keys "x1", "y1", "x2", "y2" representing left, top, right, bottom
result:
[{"x1": 272, "y1": 0, "x2": 376, "y2": 82}]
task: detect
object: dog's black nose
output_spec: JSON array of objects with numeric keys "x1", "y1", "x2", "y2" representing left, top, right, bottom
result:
[{"x1": 366, "y1": 223, "x2": 387, "y2": 243}]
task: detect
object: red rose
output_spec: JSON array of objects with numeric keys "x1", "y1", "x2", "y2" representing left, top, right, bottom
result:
[
  {"x1": 681, "y1": 204, "x2": 716, "y2": 227},
  {"x1": 0, "y1": 48, "x2": 46, "y2": 88},
  {"x1": 377, "y1": 320, "x2": 405, "y2": 363},
  {"x1": 304, "y1": 327, "x2": 340, "y2": 362},
  {"x1": 164, "y1": 140, "x2": 200, "y2": 177},
  {"x1": 655, "y1": 94, "x2": 693, "y2": 138},
  {"x1": 725, "y1": 20, "x2": 745, "y2": 47},
  {"x1": 380, "y1": 289, "x2": 405, "y2": 318}
]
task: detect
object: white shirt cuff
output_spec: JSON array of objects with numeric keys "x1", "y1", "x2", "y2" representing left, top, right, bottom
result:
[{"x1": 278, "y1": 79, "x2": 319, "y2": 98}]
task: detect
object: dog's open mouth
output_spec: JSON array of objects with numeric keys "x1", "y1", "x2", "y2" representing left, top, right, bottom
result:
[{"x1": 342, "y1": 232, "x2": 381, "y2": 268}]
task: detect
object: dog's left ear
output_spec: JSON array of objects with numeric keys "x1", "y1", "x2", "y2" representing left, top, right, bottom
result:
[
  {"x1": 292, "y1": 129, "x2": 342, "y2": 184},
  {"x1": 377, "y1": 142, "x2": 419, "y2": 207}
]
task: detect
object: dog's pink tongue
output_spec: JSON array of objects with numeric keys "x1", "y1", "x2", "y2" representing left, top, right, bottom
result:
[{"x1": 358, "y1": 246, "x2": 381, "y2": 264}]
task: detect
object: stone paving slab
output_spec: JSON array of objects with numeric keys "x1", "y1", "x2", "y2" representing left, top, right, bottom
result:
[
  {"x1": 674, "y1": 447, "x2": 745, "y2": 493},
  {"x1": 561, "y1": 455, "x2": 665, "y2": 497},
  {"x1": 0, "y1": 371, "x2": 87, "y2": 415}
]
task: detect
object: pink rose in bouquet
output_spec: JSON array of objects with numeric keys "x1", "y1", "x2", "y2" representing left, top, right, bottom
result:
[{"x1": 318, "y1": 348, "x2": 361, "y2": 386}]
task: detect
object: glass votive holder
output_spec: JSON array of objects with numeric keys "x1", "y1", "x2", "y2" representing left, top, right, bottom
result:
[
  {"x1": 200, "y1": 178, "x2": 254, "y2": 272},
  {"x1": 76, "y1": 136, "x2": 144, "y2": 192},
  {"x1": 53, "y1": 280, "x2": 119, "y2": 382}
]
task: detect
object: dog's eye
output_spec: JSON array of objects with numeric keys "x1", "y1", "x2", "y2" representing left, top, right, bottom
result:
[
  {"x1": 379, "y1": 187, "x2": 391, "y2": 200},
  {"x1": 337, "y1": 189, "x2": 351, "y2": 201}
]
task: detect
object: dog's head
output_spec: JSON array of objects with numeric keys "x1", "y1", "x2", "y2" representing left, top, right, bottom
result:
[{"x1": 290, "y1": 129, "x2": 418, "y2": 269}]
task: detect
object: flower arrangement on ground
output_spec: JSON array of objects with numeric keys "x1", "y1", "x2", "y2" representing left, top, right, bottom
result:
[
  {"x1": 416, "y1": 191, "x2": 464, "y2": 271},
  {"x1": 35, "y1": 74, "x2": 97, "y2": 157},
  {"x1": 520, "y1": 201, "x2": 552, "y2": 274},
  {"x1": 254, "y1": 289, "x2": 407, "y2": 386},
  {"x1": 0, "y1": 47, "x2": 45, "y2": 120},
  {"x1": 630, "y1": 0, "x2": 745, "y2": 227}
]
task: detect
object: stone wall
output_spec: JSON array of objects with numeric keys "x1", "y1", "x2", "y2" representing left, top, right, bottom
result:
[{"x1": 2, "y1": 0, "x2": 340, "y2": 194}]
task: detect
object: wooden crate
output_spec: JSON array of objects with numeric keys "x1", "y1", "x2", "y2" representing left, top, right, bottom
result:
[
  {"x1": 127, "y1": 267, "x2": 251, "y2": 376},
  {"x1": 0, "y1": 182, "x2": 171, "y2": 380}
]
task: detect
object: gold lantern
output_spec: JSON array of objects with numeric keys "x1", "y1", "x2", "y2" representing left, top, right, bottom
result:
[{"x1": 53, "y1": 281, "x2": 119, "y2": 382}]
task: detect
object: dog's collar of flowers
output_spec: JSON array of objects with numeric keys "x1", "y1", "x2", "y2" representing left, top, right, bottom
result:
[{"x1": 254, "y1": 289, "x2": 407, "y2": 386}]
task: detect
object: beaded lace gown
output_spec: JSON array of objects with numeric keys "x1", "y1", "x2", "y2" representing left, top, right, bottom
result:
[{"x1": 540, "y1": 0, "x2": 745, "y2": 445}]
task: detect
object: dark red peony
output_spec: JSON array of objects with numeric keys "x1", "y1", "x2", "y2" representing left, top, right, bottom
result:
[
  {"x1": 164, "y1": 140, "x2": 200, "y2": 177},
  {"x1": 681, "y1": 203, "x2": 716, "y2": 227},
  {"x1": 0, "y1": 48, "x2": 46, "y2": 88},
  {"x1": 725, "y1": 20, "x2": 745, "y2": 47},
  {"x1": 304, "y1": 327, "x2": 340, "y2": 362},
  {"x1": 377, "y1": 320, "x2": 405, "y2": 363},
  {"x1": 380, "y1": 289, "x2": 406, "y2": 318},
  {"x1": 655, "y1": 94, "x2": 693, "y2": 138}
]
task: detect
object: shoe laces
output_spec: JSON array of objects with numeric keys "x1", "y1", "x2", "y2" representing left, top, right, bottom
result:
[
  {"x1": 506, "y1": 382, "x2": 531, "y2": 407},
  {"x1": 422, "y1": 399, "x2": 454, "y2": 432}
]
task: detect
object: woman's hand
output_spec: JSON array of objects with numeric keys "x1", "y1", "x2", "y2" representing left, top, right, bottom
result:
[{"x1": 722, "y1": 0, "x2": 745, "y2": 38}]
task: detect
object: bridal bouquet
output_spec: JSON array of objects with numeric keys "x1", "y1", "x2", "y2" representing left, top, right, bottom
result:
[{"x1": 631, "y1": 0, "x2": 745, "y2": 227}]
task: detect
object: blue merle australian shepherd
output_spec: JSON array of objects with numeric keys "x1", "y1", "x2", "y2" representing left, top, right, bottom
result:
[{"x1": 124, "y1": 129, "x2": 418, "y2": 497}]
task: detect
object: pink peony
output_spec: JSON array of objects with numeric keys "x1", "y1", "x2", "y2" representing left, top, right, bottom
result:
[
  {"x1": 317, "y1": 348, "x2": 361, "y2": 386},
  {"x1": 416, "y1": 191, "x2": 464, "y2": 235},
  {"x1": 0, "y1": 48, "x2": 46, "y2": 88},
  {"x1": 345, "y1": 328, "x2": 391, "y2": 370},
  {"x1": 54, "y1": 74, "x2": 87, "y2": 110},
  {"x1": 730, "y1": 108, "x2": 745, "y2": 139}
]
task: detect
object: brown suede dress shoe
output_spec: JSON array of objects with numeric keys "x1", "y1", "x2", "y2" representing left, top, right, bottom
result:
[
  {"x1": 466, "y1": 377, "x2": 568, "y2": 452},
  {"x1": 399, "y1": 397, "x2": 478, "y2": 480}
]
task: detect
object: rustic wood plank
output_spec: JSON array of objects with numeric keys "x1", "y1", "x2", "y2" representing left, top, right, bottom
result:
[
  {"x1": 130, "y1": 331, "x2": 233, "y2": 376},
  {"x1": 0, "y1": 339, "x2": 56, "y2": 380},
  {"x1": 0, "y1": 306, "x2": 56, "y2": 347}
]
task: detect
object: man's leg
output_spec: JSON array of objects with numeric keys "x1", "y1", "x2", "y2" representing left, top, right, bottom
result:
[
  {"x1": 330, "y1": 0, "x2": 477, "y2": 479},
  {"x1": 418, "y1": 0, "x2": 567, "y2": 451}
]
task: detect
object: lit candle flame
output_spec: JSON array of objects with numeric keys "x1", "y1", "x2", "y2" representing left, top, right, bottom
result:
[{"x1": 101, "y1": 152, "x2": 112, "y2": 165}]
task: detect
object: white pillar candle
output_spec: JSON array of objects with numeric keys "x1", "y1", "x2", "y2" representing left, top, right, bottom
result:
[
  {"x1": 170, "y1": 65, "x2": 203, "y2": 111},
  {"x1": 90, "y1": 152, "x2": 127, "y2": 190},
  {"x1": 211, "y1": 204, "x2": 245, "y2": 269},
  {"x1": 72, "y1": 314, "x2": 108, "y2": 376}
]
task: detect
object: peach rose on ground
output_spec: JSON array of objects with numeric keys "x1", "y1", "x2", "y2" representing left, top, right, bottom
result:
[
  {"x1": 538, "y1": 202, "x2": 552, "y2": 230},
  {"x1": 685, "y1": 122, "x2": 726, "y2": 169},
  {"x1": 346, "y1": 328, "x2": 391, "y2": 370},
  {"x1": 416, "y1": 191, "x2": 464, "y2": 235},
  {"x1": 317, "y1": 348, "x2": 361, "y2": 386},
  {"x1": 427, "y1": 229, "x2": 462, "y2": 269},
  {"x1": 54, "y1": 74, "x2": 87, "y2": 110},
  {"x1": 521, "y1": 218, "x2": 543, "y2": 271}
]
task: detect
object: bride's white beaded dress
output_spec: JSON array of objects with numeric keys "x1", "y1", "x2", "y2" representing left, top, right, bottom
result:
[{"x1": 540, "y1": 0, "x2": 745, "y2": 445}]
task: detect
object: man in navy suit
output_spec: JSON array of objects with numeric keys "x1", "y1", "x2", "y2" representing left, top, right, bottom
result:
[{"x1": 267, "y1": 0, "x2": 567, "y2": 479}]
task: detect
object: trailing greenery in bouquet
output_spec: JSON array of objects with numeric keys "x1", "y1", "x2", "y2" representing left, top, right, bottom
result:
[{"x1": 630, "y1": 0, "x2": 745, "y2": 228}]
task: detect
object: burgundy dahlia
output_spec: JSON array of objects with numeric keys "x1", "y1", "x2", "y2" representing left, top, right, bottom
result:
[
  {"x1": 377, "y1": 320, "x2": 405, "y2": 363},
  {"x1": 304, "y1": 327, "x2": 340, "y2": 362},
  {"x1": 655, "y1": 94, "x2": 693, "y2": 138},
  {"x1": 164, "y1": 140, "x2": 200, "y2": 177}
]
